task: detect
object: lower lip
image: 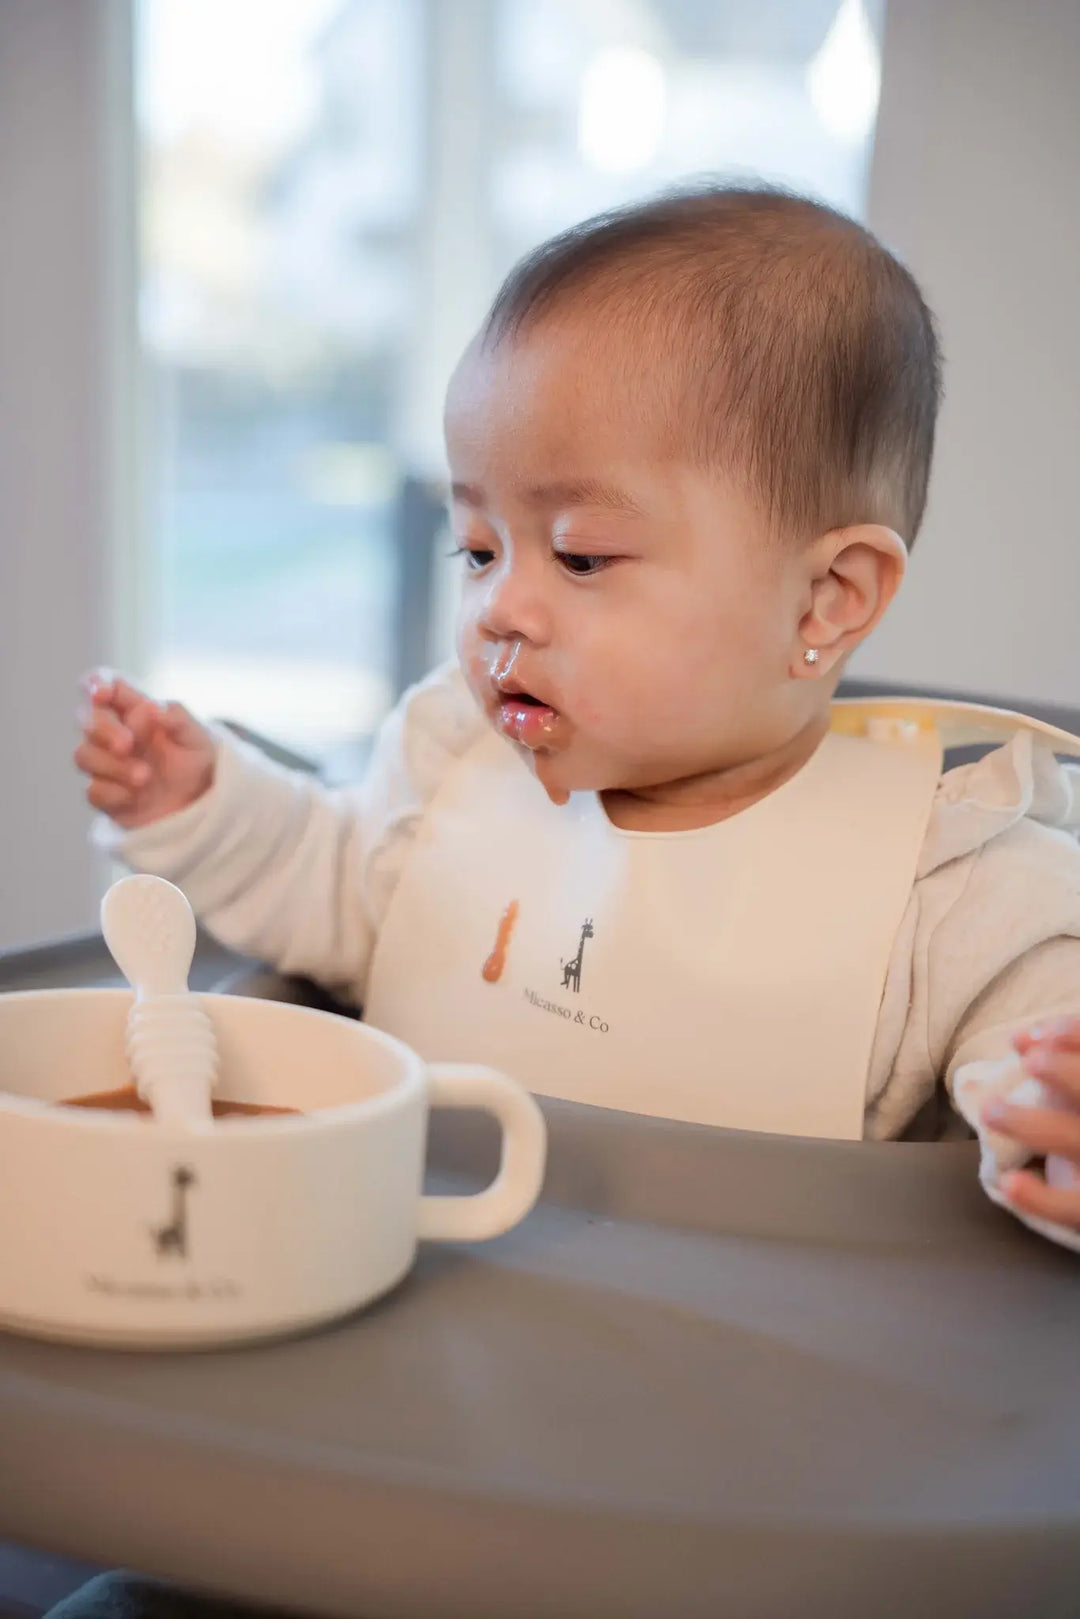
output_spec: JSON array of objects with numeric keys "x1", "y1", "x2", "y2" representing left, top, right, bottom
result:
[{"x1": 497, "y1": 700, "x2": 561, "y2": 749}]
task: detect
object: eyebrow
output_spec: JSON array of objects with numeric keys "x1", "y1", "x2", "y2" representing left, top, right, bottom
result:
[{"x1": 450, "y1": 478, "x2": 643, "y2": 515}]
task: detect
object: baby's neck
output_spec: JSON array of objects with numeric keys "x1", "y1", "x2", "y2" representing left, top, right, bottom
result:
[{"x1": 601, "y1": 713, "x2": 830, "y2": 833}]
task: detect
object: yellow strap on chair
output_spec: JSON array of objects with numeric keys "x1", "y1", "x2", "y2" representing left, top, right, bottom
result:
[{"x1": 830, "y1": 697, "x2": 1080, "y2": 760}]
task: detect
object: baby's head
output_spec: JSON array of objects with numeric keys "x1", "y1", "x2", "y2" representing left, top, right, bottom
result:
[{"x1": 446, "y1": 184, "x2": 941, "y2": 807}]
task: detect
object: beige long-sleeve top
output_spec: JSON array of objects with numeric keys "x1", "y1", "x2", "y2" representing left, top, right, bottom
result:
[{"x1": 97, "y1": 663, "x2": 1080, "y2": 1158}]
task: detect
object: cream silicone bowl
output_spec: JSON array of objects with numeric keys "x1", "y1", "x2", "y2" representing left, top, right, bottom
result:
[{"x1": 0, "y1": 988, "x2": 547, "y2": 1349}]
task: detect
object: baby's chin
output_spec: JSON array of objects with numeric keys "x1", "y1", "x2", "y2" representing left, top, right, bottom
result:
[
  {"x1": 477, "y1": 695, "x2": 655, "y2": 803},
  {"x1": 525, "y1": 739, "x2": 648, "y2": 807}
]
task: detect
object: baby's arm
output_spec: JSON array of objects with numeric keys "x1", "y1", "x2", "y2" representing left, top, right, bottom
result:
[{"x1": 76, "y1": 664, "x2": 483, "y2": 1002}]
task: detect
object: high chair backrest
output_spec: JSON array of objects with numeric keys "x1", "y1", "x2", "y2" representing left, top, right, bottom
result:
[{"x1": 837, "y1": 678, "x2": 1080, "y2": 762}]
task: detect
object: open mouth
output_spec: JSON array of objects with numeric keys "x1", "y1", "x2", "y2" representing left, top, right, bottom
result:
[{"x1": 495, "y1": 686, "x2": 561, "y2": 749}]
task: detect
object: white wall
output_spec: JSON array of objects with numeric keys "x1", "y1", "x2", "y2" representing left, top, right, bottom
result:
[
  {"x1": 0, "y1": 1, "x2": 133, "y2": 950},
  {"x1": 858, "y1": 0, "x2": 1080, "y2": 705}
]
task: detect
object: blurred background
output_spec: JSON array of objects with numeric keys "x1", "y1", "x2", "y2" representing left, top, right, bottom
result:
[
  {"x1": 1, "y1": 0, "x2": 1078, "y2": 949},
  {"x1": 136, "y1": 0, "x2": 881, "y2": 777}
]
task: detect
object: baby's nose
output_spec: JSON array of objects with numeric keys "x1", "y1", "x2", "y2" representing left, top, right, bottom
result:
[{"x1": 479, "y1": 566, "x2": 551, "y2": 645}]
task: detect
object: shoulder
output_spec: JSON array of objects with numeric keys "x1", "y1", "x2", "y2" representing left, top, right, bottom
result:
[
  {"x1": 359, "y1": 657, "x2": 485, "y2": 835},
  {"x1": 396, "y1": 658, "x2": 485, "y2": 743},
  {"x1": 371, "y1": 660, "x2": 487, "y2": 808},
  {"x1": 919, "y1": 730, "x2": 1080, "y2": 879},
  {"x1": 346, "y1": 663, "x2": 488, "y2": 936},
  {"x1": 873, "y1": 736, "x2": 1080, "y2": 1128},
  {"x1": 915, "y1": 733, "x2": 1080, "y2": 998}
]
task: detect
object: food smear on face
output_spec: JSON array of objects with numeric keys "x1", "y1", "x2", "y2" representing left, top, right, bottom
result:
[
  {"x1": 486, "y1": 639, "x2": 570, "y2": 803},
  {"x1": 492, "y1": 639, "x2": 521, "y2": 685},
  {"x1": 497, "y1": 700, "x2": 560, "y2": 750},
  {"x1": 63, "y1": 1086, "x2": 300, "y2": 1118},
  {"x1": 482, "y1": 899, "x2": 520, "y2": 983}
]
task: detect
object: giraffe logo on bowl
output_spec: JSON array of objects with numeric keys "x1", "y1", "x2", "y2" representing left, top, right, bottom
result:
[{"x1": 151, "y1": 1165, "x2": 197, "y2": 1260}]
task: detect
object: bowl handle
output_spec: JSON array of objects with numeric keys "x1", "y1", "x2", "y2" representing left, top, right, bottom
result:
[{"x1": 416, "y1": 1064, "x2": 547, "y2": 1242}]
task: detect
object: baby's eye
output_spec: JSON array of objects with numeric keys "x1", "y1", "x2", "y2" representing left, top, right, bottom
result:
[
  {"x1": 556, "y1": 551, "x2": 610, "y2": 577},
  {"x1": 450, "y1": 545, "x2": 496, "y2": 572}
]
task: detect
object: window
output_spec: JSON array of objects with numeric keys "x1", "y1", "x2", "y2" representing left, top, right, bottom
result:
[{"x1": 137, "y1": 0, "x2": 883, "y2": 775}]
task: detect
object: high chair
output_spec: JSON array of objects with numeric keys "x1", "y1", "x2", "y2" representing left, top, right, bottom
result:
[{"x1": 2, "y1": 680, "x2": 1080, "y2": 1619}]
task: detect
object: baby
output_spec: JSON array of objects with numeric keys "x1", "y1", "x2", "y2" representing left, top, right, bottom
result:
[{"x1": 77, "y1": 185, "x2": 1080, "y2": 1246}]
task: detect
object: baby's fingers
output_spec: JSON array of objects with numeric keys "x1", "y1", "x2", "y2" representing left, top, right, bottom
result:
[
  {"x1": 85, "y1": 778, "x2": 137, "y2": 816},
  {"x1": 75, "y1": 740, "x2": 151, "y2": 790},
  {"x1": 84, "y1": 670, "x2": 152, "y2": 722},
  {"x1": 124, "y1": 696, "x2": 165, "y2": 750},
  {"x1": 81, "y1": 671, "x2": 161, "y2": 745},
  {"x1": 983, "y1": 1099, "x2": 1080, "y2": 1160},
  {"x1": 80, "y1": 705, "x2": 135, "y2": 757},
  {"x1": 1000, "y1": 1168, "x2": 1080, "y2": 1229},
  {"x1": 157, "y1": 699, "x2": 207, "y2": 750},
  {"x1": 1021, "y1": 1038, "x2": 1080, "y2": 1107},
  {"x1": 82, "y1": 667, "x2": 117, "y2": 705},
  {"x1": 1014, "y1": 1017, "x2": 1080, "y2": 1056}
]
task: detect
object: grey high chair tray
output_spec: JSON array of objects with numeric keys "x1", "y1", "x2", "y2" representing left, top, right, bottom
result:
[{"x1": 2, "y1": 941, "x2": 1080, "y2": 1619}]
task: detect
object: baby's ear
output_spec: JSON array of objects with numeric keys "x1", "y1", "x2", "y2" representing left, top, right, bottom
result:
[{"x1": 801, "y1": 525, "x2": 906, "y2": 665}]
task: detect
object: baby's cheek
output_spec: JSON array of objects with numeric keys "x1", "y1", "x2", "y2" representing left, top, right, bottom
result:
[
  {"x1": 567, "y1": 687, "x2": 610, "y2": 731},
  {"x1": 572, "y1": 677, "x2": 662, "y2": 751},
  {"x1": 455, "y1": 625, "x2": 487, "y2": 693}
]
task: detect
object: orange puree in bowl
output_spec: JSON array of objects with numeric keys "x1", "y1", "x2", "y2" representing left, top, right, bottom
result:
[{"x1": 63, "y1": 1086, "x2": 299, "y2": 1118}]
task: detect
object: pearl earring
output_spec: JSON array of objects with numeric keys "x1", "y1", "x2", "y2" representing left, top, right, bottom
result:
[{"x1": 803, "y1": 648, "x2": 819, "y2": 667}]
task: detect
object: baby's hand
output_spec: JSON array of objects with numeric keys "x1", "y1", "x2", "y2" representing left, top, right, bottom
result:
[
  {"x1": 75, "y1": 670, "x2": 216, "y2": 829},
  {"x1": 982, "y1": 1017, "x2": 1080, "y2": 1227}
]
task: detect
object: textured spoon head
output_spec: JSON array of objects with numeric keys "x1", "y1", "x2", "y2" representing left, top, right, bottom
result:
[{"x1": 101, "y1": 875, "x2": 197, "y2": 998}]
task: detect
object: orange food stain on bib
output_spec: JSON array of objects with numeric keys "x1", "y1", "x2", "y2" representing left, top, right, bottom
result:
[{"x1": 482, "y1": 900, "x2": 520, "y2": 983}]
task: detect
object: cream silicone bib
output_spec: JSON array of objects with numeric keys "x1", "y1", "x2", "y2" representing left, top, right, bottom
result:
[
  {"x1": 365, "y1": 699, "x2": 1080, "y2": 1139},
  {"x1": 366, "y1": 701, "x2": 952, "y2": 1140}
]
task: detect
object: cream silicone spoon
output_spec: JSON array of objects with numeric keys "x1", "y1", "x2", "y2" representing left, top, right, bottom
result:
[{"x1": 100, "y1": 874, "x2": 218, "y2": 1128}]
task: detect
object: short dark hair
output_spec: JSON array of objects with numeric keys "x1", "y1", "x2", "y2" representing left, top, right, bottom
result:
[{"x1": 483, "y1": 184, "x2": 942, "y2": 545}]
